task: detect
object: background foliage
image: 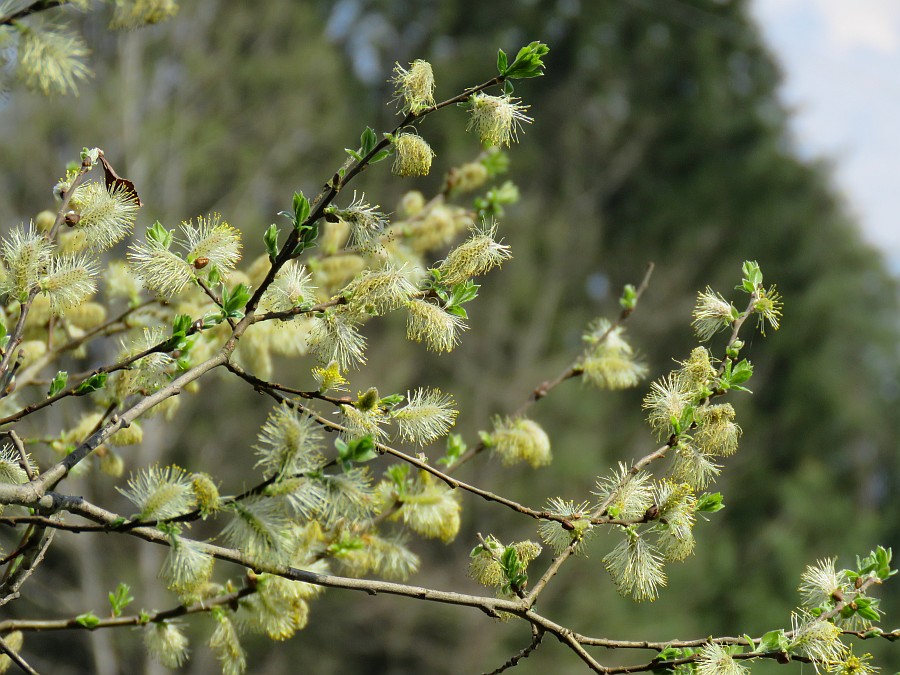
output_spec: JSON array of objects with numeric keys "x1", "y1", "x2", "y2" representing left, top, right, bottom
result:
[{"x1": 0, "y1": 1, "x2": 897, "y2": 673}]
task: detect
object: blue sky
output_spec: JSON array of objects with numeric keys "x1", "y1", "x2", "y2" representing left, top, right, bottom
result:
[{"x1": 752, "y1": 0, "x2": 900, "y2": 272}]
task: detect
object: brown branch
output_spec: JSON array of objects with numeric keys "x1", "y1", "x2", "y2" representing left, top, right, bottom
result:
[
  {"x1": 0, "y1": 339, "x2": 170, "y2": 427},
  {"x1": 11, "y1": 296, "x2": 165, "y2": 392},
  {"x1": 484, "y1": 625, "x2": 544, "y2": 674},
  {"x1": 0, "y1": 526, "x2": 54, "y2": 608},
  {"x1": 224, "y1": 361, "x2": 351, "y2": 406},
  {"x1": 250, "y1": 295, "x2": 348, "y2": 323},
  {"x1": 233, "y1": 381, "x2": 578, "y2": 527},
  {"x1": 0, "y1": 586, "x2": 256, "y2": 634}
]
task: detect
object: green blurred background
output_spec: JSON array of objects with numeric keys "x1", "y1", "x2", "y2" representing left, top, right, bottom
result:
[{"x1": 1, "y1": 1, "x2": 898, "y2": 673}]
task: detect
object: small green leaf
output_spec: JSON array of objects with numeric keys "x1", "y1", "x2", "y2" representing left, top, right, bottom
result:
[
  {"x1": 480, "y1": 148, "x2": 509, "y2": 176},
  {"x1": 337, "y1": 435, "x2": 377, "y2": 468},
  {"x1": 619, "y1": 284, "x2": 637, "y2": 310},
  {"x1": 729, "y1": 359, "x2": 754, "y2": 385},
  {"x1": 292, "y1": 191, "x2": 311, "y2": 227},
  {"x1": 370, "y1": 148, "x2": 393, "y2": 164},
  {"x1": 48, "y1": 371, "x2": 68, "y2": 397},
  {"x1": 108, "y1": 582, "x2": 134, "y2": 618},
  {"x1": 445, "y1": 305, "x2": 468, "y2": 319},
  {"x1": 758, "y1": 629, "x2": 789, "y2": 653},
  {"x1": 496, "y1": 48, "x2": 508, "y2": 74},
  {"x1": 75, "y1": 373, "x2": 108, "y2": 395},
  {"x1": 656, "y1": 646, "x2": 685, "y2": 661},
  {"x1": 264, "y1": 224, "x2": 280, "y2": 260},
  {"x1": 503, "y1": 41, "x2": 550, "y2": 79},
  {"x1": 438, "y1": 433, "x2": 467, "y2": 468},
  {"x1": 696, "y1": 492, "x2": 725, "y2": 513},
  {"x1": 76, "y1": 612, "x2": 101, "y2": 629},
  {"x1": 741, "y1": 260, "x2": 763, "y2": 293},
  {"x1": 220, "y1": 283, "x2": 251, "y2": 319},
  {"x1": 379, "y1": 393, "x2": 405, "y2": 408},
  {"x1": 360, "y1": 126, "x2": 378, "y2": 155},
  {"x1": 146, "y1": 221, "x2": 173, "y2": 249},
  {"x1": 499, "y1": 546, "x2": 527, "y2": 593},
  {"x1": 172, "y1": 313, "x2": 192, "y2": 339}
]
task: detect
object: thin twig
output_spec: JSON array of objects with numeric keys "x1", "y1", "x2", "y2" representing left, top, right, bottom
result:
[
  {"x1": 0, "y1": 586, "x2": 256, "y2": 633},
  {"x1": 2, "y1": 431, "x2": 34, "y2": 481},
  {"x1": 233, "y1": 380, "x2": 578, "y2": 527},
  {"x1": 454, "y1": 262, "x2": 655, "y2": 469},
  {"x1": 0, "y1": 633, "x2": 39, "y2": 675},
  {"x1": 484, "y1": 625, "x2": 544, "y2": 674}
]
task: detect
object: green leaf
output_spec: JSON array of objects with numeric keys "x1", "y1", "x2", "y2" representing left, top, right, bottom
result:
[
  {"x1": 108, "y1": 582, "x2": 134, "y2": 618},
  {"x1": 385, "y1": 463, "x2": 411, "y2": 493},
  {"x1": 741, "y1": 260, "x2": 763, "y2": 293},
  {"x1": 856, "y1": 602, "x2": 882, "y2": 622},
  {"x1": 172, "y1": 313, "x2": 192, "y2": 339},
  {"x1": 220, "y1": 283, "x2": 251, "y2": 319},
  {"x1": 449, "y1": 281, "x2": 480, "y2": 306},
  {"x1": 75, "y1": 373, "x2": 108, "y2": 395},
  {"x1": 500, "y1": 546, "x2": 527, "y2": 593},
  {"x1": 445, "y1": 305, "x2": 468, "y2": 319},
  {"x1": 480, "y1": 148, "x2": 509, "y2": 176},
  {"x1": 370, "y1": 148, "x2": 393, "y2": 164},
  {"x1": 292, "y1": 191, "x2": 311, "y2": 227},
  {"x1": 496, "y1": 48, "x2": 508, "y2": 74},
  {"x1": 743, "y1": 634, "x2": 757, "y2": 651},
  {"x1": 719, "y1": 358, "x2": 754, "y2": 392},
  {"x1": 502, "y1": 41, "x2": 550, "y2": 79},
  {"x1": 264, "y1": 223, "x2": 280, "y2": 260},
  {"x1": 337, "y1": 435, "x2": 377, "y2": 468},
  {"x1": 75, "y1": 612, "x2": 101, "y2": 629},
  {"x1": 656, "y1": 646, "x2": 685, "y2": 661},
  {"x1": 379, "y1": 393, "x2": 405, "y2": 408},
  {"x1": 146, "y1": 221, "x2": 173, "y2": 249},
  {"x1": 619, "y1": 284, "x2": 638, "y2": 310},
  {"x1": 758, "y1": 629, "x2": 789, "y2": 653},
  {"x1": 438, "y1": 433, "x2": 467, "y2": 467},
  {"x1": 475, "y1": 180, "x2": 520, "y2": 219},
  {"x1": 48, "y1": 371, "x2": 68, "y2": 397},
  {"x1": 696, "y1": 492, "x2": 725, "y2": 513},
  {"x1": 360, "y1": 126, "x2": 378, "y2": 155}
]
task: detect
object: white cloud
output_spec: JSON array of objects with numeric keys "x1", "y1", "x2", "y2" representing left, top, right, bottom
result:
[
  {"x1": 752, "y1": 0, "x2": 900, "y2": 266},
  {"x1": 816, "y1": 0, "x2": 900, "y2": 53},
  {"x1": 756, "y1": 0, "x2": 900, "y2": 53}
]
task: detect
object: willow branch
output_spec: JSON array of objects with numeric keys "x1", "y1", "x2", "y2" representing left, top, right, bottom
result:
[
  {"x1": 454, "y1": 262, "x2": 654, "y2": 469},
  {"x1": 0, "y1": 586, "x2": 256, "y2": 633},
  {"x1": 232, "y1": 379, "x2": 578, "y2": 527}
]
